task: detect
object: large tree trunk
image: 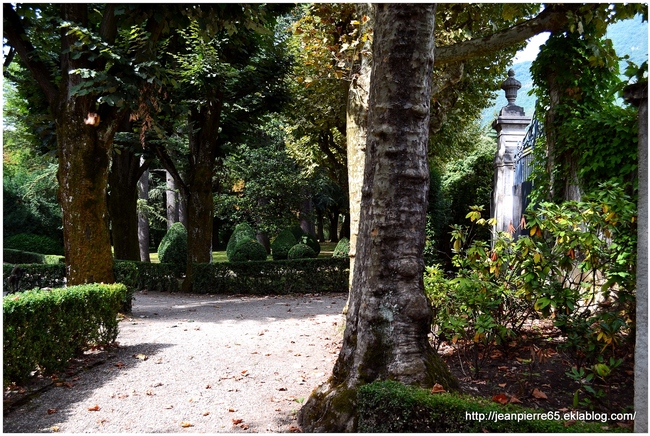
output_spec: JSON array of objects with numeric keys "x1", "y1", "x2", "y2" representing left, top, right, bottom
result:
[
  {"x1": 109, "y1": 147, "x2": 148, "y2": 261},
  {"x1": 298, "y1": 5, "x2": 457, "y2": 432},
  {"x1": 56, "y1": 4, "x2": 116, "y2": 285},
  {"x1": 137, "y1": 166, "x2": 151, "y2": 262},
  {"x1": 346, "y1": 3, "x2": 373, "y2": 292},
  {"x1": 182, "y1": 99, "x2": 222, "y2": 292}
]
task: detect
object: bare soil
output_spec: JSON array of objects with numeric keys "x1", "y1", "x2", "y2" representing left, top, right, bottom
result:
[{"x1": 3, "y1": 290, "x2": 346, "y2": 433}]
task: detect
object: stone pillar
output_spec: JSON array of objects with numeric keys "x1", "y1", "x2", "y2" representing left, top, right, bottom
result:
[
  {"x1": 491, "y1": 69, "x2": 531, "y2": 235},
  {"x1": 625, "y1": 81, "x2": 648, "y2": 434}
]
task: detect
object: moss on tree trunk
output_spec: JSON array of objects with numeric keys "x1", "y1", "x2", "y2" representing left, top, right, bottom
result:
[{"x1": 299, "y1": 4, "x2": 457, "y2": 432}]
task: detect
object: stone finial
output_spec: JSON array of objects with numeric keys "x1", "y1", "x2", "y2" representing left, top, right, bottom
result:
[{"x1": 501, "y1": 69, "x2": 521, "y2": 106}]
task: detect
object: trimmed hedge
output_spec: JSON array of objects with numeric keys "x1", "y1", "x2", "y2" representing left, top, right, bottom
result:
[
  {"x1": 290, "y1": 226, "x2": 321, "y2": 256},
  {"x1": 231, "y1": 238, "x2": 268, "y2": 262},
  {"x1": 157, "y1": 222, "x2": 187, "y2": 276},
  {"x1": 288, "y1": 243, "x2": 317, "y2": 259},
  {"x1": 3, "y1": 263, "x2": 66, "y2": 293},
  {"x1": 332, "y1": 237, "x2": 350, "y2": 258},
  {"x1": 226, "y1": 223, "x2": 257, "y2": 261},
  {"x1": 3, "y1": 283, "x2": 126, "y2": 387},
  {"x1": 192, "y1": 257, "x2": 349, "y2": 294},
  {"x1": 4, "y1": 233, "x2": 64, "y2": 256},
  {"x1": 271, "y1": 229, "x2": 298, "y2": 260},
  {"x1": 357, "y1": 380, "x2": 616, "y2": 433},
  {"x1": 4, "y1": 249, "x2": 63, "y2": 265}
]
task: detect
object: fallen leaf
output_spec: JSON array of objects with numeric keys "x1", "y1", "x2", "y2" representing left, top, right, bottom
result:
[
  {"x1": 430, "y1": 383, "x2": 446, "y2": 393},
  {"x1": 289, "y1": 426, "x2": 302, "y2": 433},
  {"x1": 240, "y1": 424, "x2": 249, "y2": 430},
  {"x1": 558, "y1": 407, "x2": 569, "y2": 413},
  {"x1": 498, "y1": 383, "x2": 507, "y2": 388},
  {"x1": 203, "y1": 411, "x2": 210, "y2": 416},
  {"x1": 497, "y1": 366, "x2": 509, "y2": 371},
  {"x1": 206, "y1": 384, "x2": 212, "y2": 389},
  {"x1": 180, "y1": 421, "x2": 193, "y2": 428},
  {"x1": 241, "y1": 370, "x2": 248, "y2": 375},
  {"x1": 492, "y1": 394, "x2": 509, "y2": 405},
  {"x1": 229, "y1": 408, "x2": 236, "y2": 412},
  {"x1": 47, "y1": 408, "x2": 57, "y2": 415},
  {"x1": 146, "y1": 390, "x2": 154, "y2": 396},
  {"x1": 509, "y1": 395, "x2": 523, "y2": 404},
  {"x1": 532, "y1": 388, "x2": 547, "y2": 399},
  {"x1": 63, "y1": 382, "x2": 75, "y2": 388},
  {"x1": 277, "y1": 387, "x2": 287, "y2": 391},
  {"x1": 232, "y1": 419, "x2": 244, "y2": 425},
  {"x1": 88, "y1": 404, "x2": 101, "y2": 411},
  {"x1": 165, "y1": 405, "x2": 173, "y2": 409},
  {"x1": 51, "y1": 426, "x2": 60, "y2": 432},
  {"x1": 134, "y1": 354, "x2": 148, "y2": 361}
]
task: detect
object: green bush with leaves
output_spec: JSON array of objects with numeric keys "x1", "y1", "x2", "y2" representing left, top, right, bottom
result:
[
  {"x1": 230, "y1": 238, "x2": 269, "y2": 262},
  {"x1": 4, "y1": 233, "x2": 64, "y2": 256},
  {"x1": 226, "y1": 223, "x2": 258, "y2": 261},
  {"x1": 3, "y1": 263, "x2": 66, "y2": 293},
  {"x1": 192, "y1": 257, "x2": 349, "y2": 294},
  {"x1": 332, "y1": 237, "x2": 350, "y2": 258},
  {"x1": 358, "y1": 380, "x2": 612, "y2": 433},
  {"x1": 289, "y1": 225, "x2": 321, "y2": 255},
  {"x1": 157, "y1": 222, "x2": 188, "y2": 276},
  {"x1": 428, "y1": 182, "x2": 636, "y2": 378},
  {"x1": 271, "y1": 229, "x2": 298, "y2": 260},
  {"x1": 3, "y1": 283, "x2": 126, "y2": 387},
  {"x1": 288, "y1": 243, "x2": 316, "y2": 259}
]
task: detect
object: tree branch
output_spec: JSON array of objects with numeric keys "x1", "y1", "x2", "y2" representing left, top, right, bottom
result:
[
  {"x1": 434, "y1": 5, "x2": 583, "y2": 66},
  {"x1": 3, "y1": 3, "x2": 59, "y2": 105}
]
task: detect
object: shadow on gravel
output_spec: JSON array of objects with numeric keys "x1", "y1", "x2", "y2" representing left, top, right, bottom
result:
[{"x1": 3, "y1": 342, "x2": 172, "y2": 432}]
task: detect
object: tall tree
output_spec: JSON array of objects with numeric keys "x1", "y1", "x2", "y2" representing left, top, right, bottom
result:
[{"x1": 298, "y1": 5, "x2": 454, "y2": 431}]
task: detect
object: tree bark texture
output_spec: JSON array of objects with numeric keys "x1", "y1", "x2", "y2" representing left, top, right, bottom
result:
[
  {"x1": 166, "y1": 170, "x2": 180, "y2": 229},
  {"x1": 299, "y1": 5, "x2": 457, "y2": 432},
  {"x1": 346, "y1": 3, "x2": 373, "y2": 293},
  {"x1": 56, "y1": 4, "x2": 117, "y2": 285},
  {"x1": 182, "y1": 99, "x2": 222, "y2": 292},
  {"x1": 137, "y1": 166, "x2": 151, "y2": 262},
  {"x1": 108, "y1": 148, "x2": 148, "y2": 261}
]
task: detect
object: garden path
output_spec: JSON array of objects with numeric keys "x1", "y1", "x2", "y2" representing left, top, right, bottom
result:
[{"x1": 3, "y1": 290, "x2": 346, "y2": 433}]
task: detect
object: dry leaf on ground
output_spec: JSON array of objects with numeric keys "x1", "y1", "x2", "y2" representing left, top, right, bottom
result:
[
  {"x1": 88, "y1": 404, "x2": 101, "y2": 411},
  {"x1": 492, "y1": 394, "x2": 509, "y2": 404},
  {"x1": 431, "y1": 383, "x2": 446, "y2": 393},
  {"x1": 232, "y1": 418, "x2": 244, "y2": 425},
  {"x1": 180, "y1": 421, "x2": 193, "y2": 428},
  {"x1": 532, "y1": 388, "x2": 548, "y2": 399}
]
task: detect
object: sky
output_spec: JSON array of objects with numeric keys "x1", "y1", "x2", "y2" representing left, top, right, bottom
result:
[{"x1": 512, "y1": 33, "x2": 551, "y2": 64}]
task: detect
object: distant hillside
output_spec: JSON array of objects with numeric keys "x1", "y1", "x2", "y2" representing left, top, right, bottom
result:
[{"x1": 481, "y1": 15, "x2": 648, "y2": 126}]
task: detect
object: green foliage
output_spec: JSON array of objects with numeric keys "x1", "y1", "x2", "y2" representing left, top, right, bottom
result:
[
  {"x1": 332, "y1": 237, "x2": 350, "y2": 259},
  {"x1": 357, "y1": 380, "x2": 614, "y2": 433},
  {"x1": 271, "y1": 229, "x2": 298, "y2": 260},
  {"x1": 430, "y1": 182, "x2": 636, "y2": 378},
  {"x1": 3, "y1": 283, "x2": 126, "y2": 387},
  {"x1": 3, "y1": 164, "x2": 63, "y2": 244},
  {"x1": 225, "y1": 222, "x2": 268, "y2": 262},
  {"x1": 290, "y1": 226, "x2": 321, "y2": 255},
  {"x1": 3, "y1": 249, "x2": 47, "y2": 266},
  {"x1": 3, "y1": 263, "x2": 66, "y2": 293},
  {"x1": 288, "y1": 243, "x2": 317, "y2": 260},
  {"x1": 192, "y1": 257, "x2": 349, "y2": 295},
  {"x1": 230, "y1": 239, "x2": 269, "y2": 262},
  {"x1": 4, "y1": 233, "x2": 64, "y2": 256},
  {"x1": 157, "y1": 222, "x2": 188, "y2": 276}
]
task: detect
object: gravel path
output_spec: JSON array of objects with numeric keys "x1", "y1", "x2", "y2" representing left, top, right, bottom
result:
[{"x1": 3, "y1": 290, "x2": 346, "y2": 433}]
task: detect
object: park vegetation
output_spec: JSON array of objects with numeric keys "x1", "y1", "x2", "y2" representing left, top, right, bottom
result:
[{"x1": 3, "y1": 3, "x2": 647, "y2": 432}]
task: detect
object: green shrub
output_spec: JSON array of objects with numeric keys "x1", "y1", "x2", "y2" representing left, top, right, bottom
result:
[
  {"x1": 332, "y1": 237, "x2": 350, "y2": 258},
  {"x1": 289, "y1": 225, "x2": 321, "y2": 255},
  {"x1": 288, "y1": 243, "x2": 316, "y2": 259},
  {"x1": 226, "y1": 223, "x2": 258, "y2": 261},
  {"x1": 3, "y1": 263, "x2": 66, "y2": 293},
  {"x1": 3, "y1": 283, "x2": 126, "y2": 387},
  {"x1": 3, "y1": 249, "x2": 46, "y2": 265},
  {"x1": 271, "y1": 229, "x2": 298, "y2": 260},
  {"x1": 157, "y1": 222, "x2": 188, "y2": 276},
  {"x1": 230, "y1": 238, "x2": 268, "y2": 262},
  {"x1": 358, "y1": 380, "x2": 613, "y2": 433},
  {"x1": 4, "y1": 233, "x2": 64, "y2": 256},
  {"x1": 192, "y1": 257, "x2": 349, "y2": 295}
]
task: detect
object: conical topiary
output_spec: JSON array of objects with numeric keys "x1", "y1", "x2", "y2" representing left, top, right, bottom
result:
[
  {"x1": 271, "y1": 229, "x2": 298, "y2": 260},
  {"x1": 157, "y1": 222, "x2": 188, "y2": 276}
]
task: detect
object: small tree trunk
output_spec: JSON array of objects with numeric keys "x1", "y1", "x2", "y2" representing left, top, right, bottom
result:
[
  {"x1": 166, "y1": 170, "x2": 179, "y2": 229},
  {"x1": 300, "y1": 194, "x2": 316, "y2": 237},
  {"x1": 328, "y1": 205, "x2": 340, "y2": 243},
  {"x1": 137, "y1": 166, "x2": 151, "y2": 263},
  {"x1": 298, "y1": 5, "x2": 457, "y2": 432},
  {"x1": 316, "y1": 209, "x2": 325, "y2": 242}
]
